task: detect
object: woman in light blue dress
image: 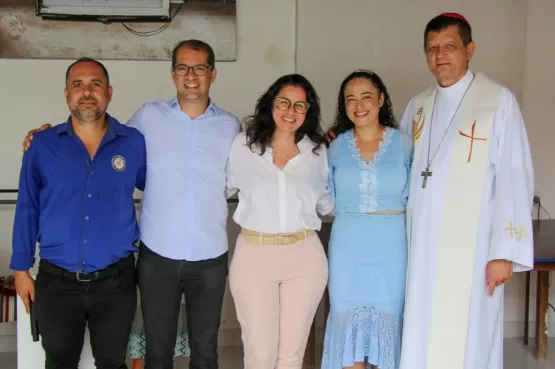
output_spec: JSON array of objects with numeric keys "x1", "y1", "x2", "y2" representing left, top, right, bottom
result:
[{"x1": 321, "y1": 69, "x2": 413, "y2": 369}]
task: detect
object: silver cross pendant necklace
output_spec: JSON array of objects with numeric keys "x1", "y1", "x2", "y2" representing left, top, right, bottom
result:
[{"x1": 421, "y1": 74, "x2": 475, "y2": 189}]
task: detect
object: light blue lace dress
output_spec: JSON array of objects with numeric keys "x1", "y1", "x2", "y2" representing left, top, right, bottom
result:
[{"x1": 321, "y1": 127, "x2": 413, "y2": 369}]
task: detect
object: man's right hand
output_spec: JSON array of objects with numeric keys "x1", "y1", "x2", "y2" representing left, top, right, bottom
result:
[
  {"x1": 23, "y1": 124, "x2": 52, "y2": 152},
  {"x1": 14, "y1": 271, "x2": 35, "y2": 314},
  {"x1": 325, "y1": 128, "x2": 337, "y2": 145}
]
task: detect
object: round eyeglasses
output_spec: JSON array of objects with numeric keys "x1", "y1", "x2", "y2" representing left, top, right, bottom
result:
[
  {"x1": 274, "y1": 97, "x2": 309, "y2": 114},
  {"x1": 173, "y1": 64, "x2": 212, "y2": 76}
]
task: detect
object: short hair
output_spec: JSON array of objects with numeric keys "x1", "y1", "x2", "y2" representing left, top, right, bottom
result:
[
  {"x1": 65, "y1": 57, "x2": 110, "y2": 86},
  {"x1": 171, "y1": 39, "x2": 215, "y2": 68},
  {"x1": 424, "y1": 14, "x2": 473, "y2": 49}
]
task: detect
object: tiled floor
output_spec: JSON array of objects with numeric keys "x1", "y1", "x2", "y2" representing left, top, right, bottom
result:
[{"x1": 1, "y1": 338, "x2": 554, "y2": 368}]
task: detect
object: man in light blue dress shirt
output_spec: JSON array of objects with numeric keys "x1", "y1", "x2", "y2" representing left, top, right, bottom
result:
[
  {"x1": 129, "y1": 40, "x2": 240, "y2": 369},
  {"x1": 23, "y1": 40, "x2": 241, "y2": 369}
]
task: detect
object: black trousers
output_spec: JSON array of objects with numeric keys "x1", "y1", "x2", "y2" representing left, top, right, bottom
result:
[
  {"x1": 137, "y1": 243, "x2": 228, "y2": 369},
  {"x1": 34, "y1": 255, "x2": 137, "y2": 369}
]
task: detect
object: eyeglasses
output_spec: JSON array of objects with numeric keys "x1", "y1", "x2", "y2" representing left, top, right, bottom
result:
[
  {"x1": 173, "y1": 64, "x2": 213, "y2": 76},
  {"x1": 274, "y1": 97, "x2": 309, "y2": 114}
]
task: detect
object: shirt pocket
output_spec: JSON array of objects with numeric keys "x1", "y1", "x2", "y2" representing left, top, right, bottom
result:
[{"x1": 96, "y1": 154, "x2": 137, "y2": 219}]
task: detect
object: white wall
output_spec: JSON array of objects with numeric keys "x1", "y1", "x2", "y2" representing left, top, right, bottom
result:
[
  {"x1": 296, "y1": 0, "x2": 527, "y2": 127},
  {"x1": 296, "y1": 0, "x2": 554, "y2": 337},
  {"x1": 0, "y1": 0, "x2": 297, "y2": 343},
  {"x1": 523, "y1": 0, "x2": 555, "y2": 221},
  {"x1": 0, "y1": 0, "x2": 553, "y2": 350},
  {"x1": 519, "y1": 0, "x2": 555, "y2": 337}
]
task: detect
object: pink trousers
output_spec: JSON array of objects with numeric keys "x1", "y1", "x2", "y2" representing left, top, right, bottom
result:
[{"x1": 229, "y1": 233, "x2": 328, "y2": 369}]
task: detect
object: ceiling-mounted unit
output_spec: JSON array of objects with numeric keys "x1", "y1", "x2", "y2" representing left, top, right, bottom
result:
[
  {"x1": 35, "y1": 0, "x2": 172, "y2": 21},
  {"x1": 169, "y1": 0, "x2": 236, "y2": 3}
]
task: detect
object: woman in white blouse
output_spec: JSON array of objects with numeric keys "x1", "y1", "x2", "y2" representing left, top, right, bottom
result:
[{"x1": 226, "y1": 74, "x2": 335, "y2": 369}]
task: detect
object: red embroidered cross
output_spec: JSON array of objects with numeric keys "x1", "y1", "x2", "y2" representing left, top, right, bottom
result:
[{"x1": 458, "y1": 121, "x2": 487, "y2": 162}]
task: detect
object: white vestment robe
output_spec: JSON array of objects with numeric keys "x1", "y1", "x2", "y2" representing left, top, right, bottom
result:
[{"x1": 398, "y1": 70, "x2": 534, "y2": 369}]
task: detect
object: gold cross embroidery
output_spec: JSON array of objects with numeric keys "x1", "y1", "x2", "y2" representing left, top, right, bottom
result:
[
  {"x1": 504, "y1": 221, "x2": 528, "y2": 242},
  {"x1": 515, "y1": 226, "x2": 528, "y2": 242},
  {"x1": 504, "y1": 221, "x2": 515, "y2": 237}
]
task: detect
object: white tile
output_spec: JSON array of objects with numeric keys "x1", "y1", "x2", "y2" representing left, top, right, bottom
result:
[{"x1": 505, "y1": 338, "x2": 555, "y2": 369}]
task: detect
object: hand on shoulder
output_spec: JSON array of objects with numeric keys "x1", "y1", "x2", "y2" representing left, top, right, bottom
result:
[
  {"x1": 23, "y1": 124, "x2": 52, "y2": 152},
  {"x1": 325, "y1": 128, "x2": 337, "y2": 146}
]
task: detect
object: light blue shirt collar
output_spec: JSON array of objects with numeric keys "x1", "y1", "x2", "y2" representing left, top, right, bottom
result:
[{"x1": 169, "y1": 97, "x2": 219, "y2": 118}]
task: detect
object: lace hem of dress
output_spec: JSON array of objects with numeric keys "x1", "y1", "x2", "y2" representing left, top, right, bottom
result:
[{"x1": 321, "y1": 305, "x2": 402, "y2": 369}]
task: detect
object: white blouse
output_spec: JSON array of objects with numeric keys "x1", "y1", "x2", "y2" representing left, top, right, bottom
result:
[{"x1": 226, "y1": 132, "x2": 335, "y2": 234}]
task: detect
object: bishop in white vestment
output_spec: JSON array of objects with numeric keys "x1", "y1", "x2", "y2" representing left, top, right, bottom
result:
[{"x1": 398, "y1": 13, "x2": 534, "y2": 369}]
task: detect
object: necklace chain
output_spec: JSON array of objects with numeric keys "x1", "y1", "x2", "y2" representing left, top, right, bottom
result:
[
  {"x1": 272, "y1": 150, "x2": 289, "y2": 159},
  {"x1": 272, "y1": 147, "x2": 296, "y2": 160},
  {"x1": 425, "y1": 75, "x2": 475, "y2": 170}
]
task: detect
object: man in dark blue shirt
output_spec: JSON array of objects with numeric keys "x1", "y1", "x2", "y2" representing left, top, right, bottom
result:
[{"x1": 11, "y1": 57, "x2": 146, "y2": 369}]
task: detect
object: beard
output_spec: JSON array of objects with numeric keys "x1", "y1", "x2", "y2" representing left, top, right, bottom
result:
[
  {"x1": 71, "y1": 98, "x2": 104, "y2": 123},
  {"x1": 72, "y1": 107, "x2": 103, "y2": 123}
]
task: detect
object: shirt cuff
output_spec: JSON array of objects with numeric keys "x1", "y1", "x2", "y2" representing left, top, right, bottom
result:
[
  {"x1": 489, "y1": 243, "x2": 533, "y2": 273},
  {"x1": 10, "y1": 253, "x2": 35, "y2": 271}
]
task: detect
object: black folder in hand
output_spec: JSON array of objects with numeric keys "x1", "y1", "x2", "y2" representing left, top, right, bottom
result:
[{"x1": 29, "y1": 300, "x2": 40, "y2": 342}]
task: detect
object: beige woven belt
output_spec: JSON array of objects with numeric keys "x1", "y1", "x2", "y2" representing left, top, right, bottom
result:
[{"x1": 241, "y1": 228, "x2": 316, "y2": 245}]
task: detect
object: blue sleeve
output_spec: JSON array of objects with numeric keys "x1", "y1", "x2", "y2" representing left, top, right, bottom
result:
[
  {"x1": 135, "y1": 132, "x2": 147, "y2": 192},
  {"x1": 400, "y1": 131, "x2": 414, "y2": 202},
  {"x1": 328, "y1": 139, "x2": 339, "y2": 205},
  {"x1": 232, "y1": 115, "x2": 242, "y2": 135},
  {"x1": 127, "y1": 105, "x2": 146, "y2": 133},
  {"x1": 10, "y1": 145, "x2": 42, "y2": 271}
]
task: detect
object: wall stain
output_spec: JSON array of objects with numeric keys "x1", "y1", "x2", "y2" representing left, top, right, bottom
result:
[
  {"x1": 0, "y1": 2, "x2": 237, "y2": 61},
  {"x1": 264, "y1": 43, "x2": 286, "y2": 66}
]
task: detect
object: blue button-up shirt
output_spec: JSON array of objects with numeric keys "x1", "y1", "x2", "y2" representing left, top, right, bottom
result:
[
  {"x1": 10, "y1": 114, "x2": 147, "y2": 273},
  {"x1": 128, "y1": 98, "x2": 240, "y2": 261}
]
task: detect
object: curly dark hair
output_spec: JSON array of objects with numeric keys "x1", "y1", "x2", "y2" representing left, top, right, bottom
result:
[
  {"x1": 330, "y1": 69, "x2": 397, "y2": 136},
  {"x1": 244, "y1": 74, "x2": 326, "y2": 155}
]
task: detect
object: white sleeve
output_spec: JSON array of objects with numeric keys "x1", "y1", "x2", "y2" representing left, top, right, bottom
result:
[
  {"x1": 316, "y1": 146, "x2": 335, "y2": 216},
  {"x1": 488, "y1": 88, "x2": 534, "y2": 272},
  {"x1": 398, "y1": 98, "x2": 416, "y2": 137},
  {"x1": 225, "y1": 159, "x2": 238, "y2": 199}
]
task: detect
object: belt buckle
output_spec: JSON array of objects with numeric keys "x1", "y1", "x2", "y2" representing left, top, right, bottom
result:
[{"x1": 76, "y1": 272, "x2": 93, "y2": 282}]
